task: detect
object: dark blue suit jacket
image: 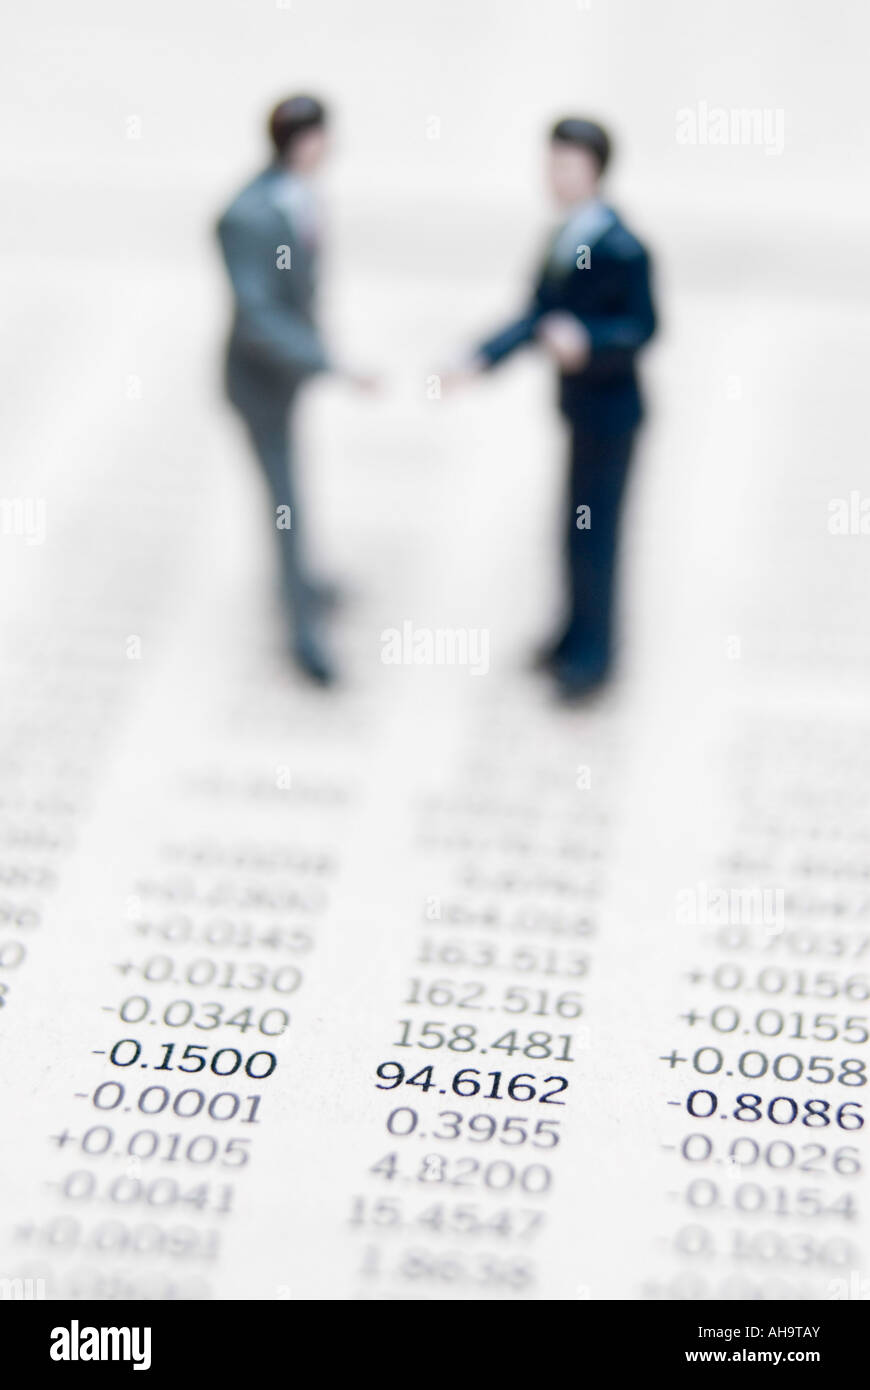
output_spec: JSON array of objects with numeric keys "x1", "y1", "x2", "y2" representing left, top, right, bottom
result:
[{"x1": 476, "y1": 208, "x2": 656, "y2": 435}]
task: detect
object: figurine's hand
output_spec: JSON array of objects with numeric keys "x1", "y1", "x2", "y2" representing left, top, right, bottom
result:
[
  {"x1": 438, "y1": 355, "x2": 487, "y2": 394},
  {"x1": 345, "y1": 370, "x2": 382, "y2": 394},
  {"x1": 537, "y1": 313, "x2": 590, "y2": 372}
]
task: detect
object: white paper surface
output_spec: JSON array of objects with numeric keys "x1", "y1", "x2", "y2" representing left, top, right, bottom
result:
[{"x1": 1, "y1": 0, "x2": 869, "y2": 1302}]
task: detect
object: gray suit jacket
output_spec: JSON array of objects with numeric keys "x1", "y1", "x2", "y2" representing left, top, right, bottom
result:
[{"x1": 217, "y1": 164, "x2": 331, "y2": 402}]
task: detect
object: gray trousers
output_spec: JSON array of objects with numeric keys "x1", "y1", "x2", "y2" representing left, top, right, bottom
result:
[{"x1": 227, "y1": 353, "x2": 317, "y2": 641}]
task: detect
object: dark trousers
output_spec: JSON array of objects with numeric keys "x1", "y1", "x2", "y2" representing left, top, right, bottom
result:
[
  {"x1": 557, "y1": 424, "x2": 635, "y2": 673},
  {"x1": 228, "y1": 358, "x2": 316, "y2": 642}
]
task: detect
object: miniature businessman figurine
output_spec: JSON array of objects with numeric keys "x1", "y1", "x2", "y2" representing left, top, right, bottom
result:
[
  {"x1": 217, "y1": 95, "x2": 374, "y2": 685},
  {"x1": 450, "y1": 118, "x2": 656, "y2": 698}
]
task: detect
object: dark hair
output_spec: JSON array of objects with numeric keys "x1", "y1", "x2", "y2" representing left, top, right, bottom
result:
[
  {"x1": 550, "y1": 117, "x2": 611, "y2": 174},
  {"x1": 269, "y1": 94, "x2": 328, "y2": 159}
]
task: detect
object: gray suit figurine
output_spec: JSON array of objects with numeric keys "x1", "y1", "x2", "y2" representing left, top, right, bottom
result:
[{"x1": 217, "y1": 95, "x2": 374, "y2": 684}]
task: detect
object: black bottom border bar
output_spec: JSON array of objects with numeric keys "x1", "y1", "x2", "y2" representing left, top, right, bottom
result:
[{"x1": 2, "y1": 1297, "x2": 864, "y2": 1375}]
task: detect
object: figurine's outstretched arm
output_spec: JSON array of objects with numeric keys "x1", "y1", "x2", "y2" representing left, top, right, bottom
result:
[
  {"x1": 474, "y1": 275, "x2": 548, "y2": 369},
  {"x1": 475, "y1": 309, "x2": 543, "y2": 368}
]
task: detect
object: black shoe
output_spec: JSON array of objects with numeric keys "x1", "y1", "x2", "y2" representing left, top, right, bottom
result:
[
  {"x1": 528, "y1": 638, "x2": 567, "y2": 673},
  {"x1": 552, "y1": 659, "x2": 610, "y2": 702},
  {"x1": 292, "y1": 634, "x2": 337, "y2": 687}
]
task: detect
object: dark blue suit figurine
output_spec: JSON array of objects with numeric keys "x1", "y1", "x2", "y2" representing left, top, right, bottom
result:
[
  {"x1": 217, "y1": 96, "x2": 375, "y2": 685},
  {"x1": 452, "y1": 118, "x2": 656, "y2": 699}
]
